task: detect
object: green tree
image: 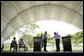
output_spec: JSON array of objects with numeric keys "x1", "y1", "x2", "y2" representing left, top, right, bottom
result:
[
  {"x1": 72, "y1": 31, "x2": 83, "y2": 44},
  {"x1": 18, "y1": 23, "x2": 40, "y2": 48},
  {"x1": 36, "y1": 33, "x2": 51, "y2": 38},
  {"x1": 20, "y1": 34, "x2": 33, "y2": 48},
  {"x1": 4, "y1": 43, "x2": 10, "y2": 50},
  {"x1": 68, "y1": 31, "x2": 83, "y2": 44},
  {"x1": 23, "y1": 23, "x2": 40, "y2": 35}
]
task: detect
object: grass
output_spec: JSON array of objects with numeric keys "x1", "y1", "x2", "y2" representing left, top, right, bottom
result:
[
  {"x1": 2, "y1": 46, "x2": 83, "y2": 52},
  {"x1": 72, "y1": 46, "x2": 83, "y2": 51},
  {"x1": 2, "y1": 43, "x2": 83, "y2": 51}
]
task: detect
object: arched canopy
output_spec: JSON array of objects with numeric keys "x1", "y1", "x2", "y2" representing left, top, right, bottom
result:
[{"x1": 1, "y1": 1, "x2": 83, "y2": 40}]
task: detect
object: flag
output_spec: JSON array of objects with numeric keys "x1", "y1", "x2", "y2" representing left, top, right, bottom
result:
[{"x1": 41, "y1": 32, "x2": 44, "y2": 48}]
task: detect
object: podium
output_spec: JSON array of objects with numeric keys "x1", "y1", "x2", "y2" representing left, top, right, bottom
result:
[
  {"x1": 33, "y1": 37, "x2": 41, "y2": 52},
  {"x1": 62, "y1": 36, "x2": 72, "y2": 51}
]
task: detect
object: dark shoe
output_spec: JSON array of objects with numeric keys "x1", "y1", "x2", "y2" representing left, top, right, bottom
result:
[
  {"x1": 56, "y1": 50, "x2": 60, "y2": 52},
  {"x1": 44, "y1": 50, "x2": 47, "y2": 52}
]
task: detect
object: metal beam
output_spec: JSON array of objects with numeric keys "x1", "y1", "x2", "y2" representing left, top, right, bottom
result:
[
  {"x1": 11, "y1": 1, "x2": 26, "y2": 24},
  {"x1": 75, "y1": 2, "x2": 82, "y2": 11},
  {"x1": 1, "y1": 2, "x2": 83, "y2": 37}
]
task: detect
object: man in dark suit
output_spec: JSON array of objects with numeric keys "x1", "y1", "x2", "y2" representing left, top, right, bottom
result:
[{"x1": 43, "y1": 31, "x2": 48, "y2": 52}]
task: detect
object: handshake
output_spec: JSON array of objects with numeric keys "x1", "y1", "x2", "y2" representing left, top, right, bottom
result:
[{"x1": 47, "y1": 38, "x2": 52, "y2": 40}]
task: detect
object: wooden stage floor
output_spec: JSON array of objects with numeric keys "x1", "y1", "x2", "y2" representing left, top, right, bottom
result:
[{"x1": 1, "y1": 51, "x2": 83, "y2": 55}]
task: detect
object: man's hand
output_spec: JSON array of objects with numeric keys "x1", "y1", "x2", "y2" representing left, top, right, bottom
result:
[{"x1": 47, "y1": 38, "x2": 51, "y2": 40}]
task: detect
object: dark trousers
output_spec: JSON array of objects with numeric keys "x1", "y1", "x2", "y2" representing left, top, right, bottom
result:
[
  {"x1": 43, "y1": 39, "x2": 47, "y2": 51},
  {"x1": 1, "y1": 46, "x2": 4, "y2": 51},
  {"x1": 55, "y1": 39, "x2": 60, "y2": 51}
]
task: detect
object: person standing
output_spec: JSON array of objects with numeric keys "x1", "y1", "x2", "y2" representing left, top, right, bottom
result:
[
  {"x1": 1, "y1": 40, "x2": 4, "y2": 51},
  {"x1": 43, "y1": 31, "x2": 48, "y2": 52},
  {"x1": 50, "y1": 32, "x2": 61, "y2": 52}
]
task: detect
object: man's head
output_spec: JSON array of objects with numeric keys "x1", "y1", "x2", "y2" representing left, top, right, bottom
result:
[
  {"x1": 21, "y1": 38, "x2": 23, "y2": 41},
  {"x1": 54, "y1": 32, "x2": 56, "y2": 35},
  {"x1": 45, "y1": 31, "x2": 47, "y2": 34},
  {"x1": 13, "y1": 37, "x2": 16, "y2": 40}
]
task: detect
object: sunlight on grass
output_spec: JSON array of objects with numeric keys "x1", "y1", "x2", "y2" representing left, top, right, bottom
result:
[
  {"x1": 3, "y1": 42, "x2": 83, "y2": 51},
  {"x1": 3, "y1": 46, "x2": 83, "y2": 51},
  {"x1": 72, "y1": 46, "x2": 83, "y2": 51}
]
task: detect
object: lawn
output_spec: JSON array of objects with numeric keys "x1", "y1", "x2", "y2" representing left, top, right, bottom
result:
[
  {"x1": 72, "y1": 46, "x2": 83, "y2": 51},
  {"x1": 2, "y1": 43, "x2": 83, "y2": 51},
  {"x1": 2, "y1": 46, "x2": 83, "y2": 51},
  {"x1": 50, "y1": 46, "x2": 83, "y2": 51}
]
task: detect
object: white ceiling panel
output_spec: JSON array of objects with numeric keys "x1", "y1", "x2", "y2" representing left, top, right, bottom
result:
[{"x1": 1, "y1": 1, "x2": 83, "y2": 40}]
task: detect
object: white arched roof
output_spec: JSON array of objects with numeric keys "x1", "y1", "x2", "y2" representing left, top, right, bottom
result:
[{"x1": 1, "y1": 1, "x2": 83, "y2": 40}]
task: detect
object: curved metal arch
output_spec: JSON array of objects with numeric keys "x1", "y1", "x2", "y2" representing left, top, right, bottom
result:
[
  {"x1": 8, "y1": 3, "x2": 83, "y2": 25},
  {"x1": 1, "y1": 3, "x2": 83, "y2": 37}
]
